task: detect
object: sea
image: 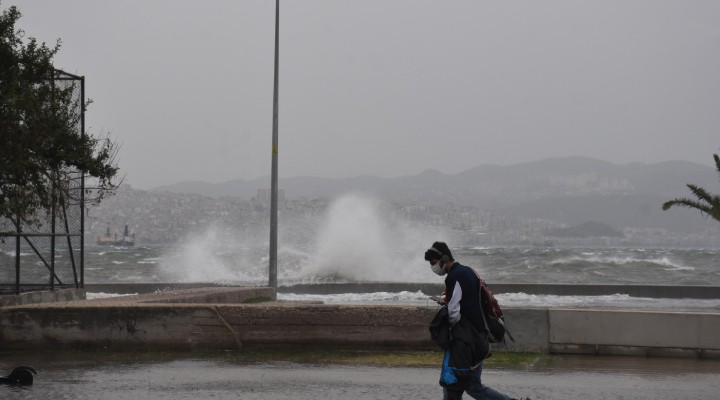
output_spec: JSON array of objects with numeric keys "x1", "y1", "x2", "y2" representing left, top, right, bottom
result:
[{"x1": 84, "y1": 244, "x2": 720, "y2": 311}]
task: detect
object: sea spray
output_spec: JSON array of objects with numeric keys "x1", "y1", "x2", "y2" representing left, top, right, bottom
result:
[
  {"x1": 158, "y1": 225, "x2": 268, "y2": 283},
  {"x1": 155, "y1": 222, "x2": 319, "y2": 284},
  {"x1": 301, "y1": 193, "x2": 445, "y2": 282},
  {"x1": 156, "y1": 194, "x2": 454, "y2": 283}
]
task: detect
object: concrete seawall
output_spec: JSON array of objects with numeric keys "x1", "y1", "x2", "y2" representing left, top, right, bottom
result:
[
  {"x1": 1, "y1": 286, "x2": 719, "y2": 358},
  {"x1": 0, "y1": 288, "x2": 85, "y2": 307},
  {"x1": 0, "y1": 288, "x2": 433, "y2": 351},
  {"x1": 498, "y1": 308, "x2": 720, "y2": 358}
]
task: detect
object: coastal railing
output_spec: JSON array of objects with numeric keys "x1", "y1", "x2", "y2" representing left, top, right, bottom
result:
[{"x1": 0, "y1": 70, "x2": 85, "y2": 295}]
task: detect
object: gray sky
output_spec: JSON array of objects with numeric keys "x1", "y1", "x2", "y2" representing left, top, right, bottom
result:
[{"x1": 7, "y1": 0, "x2": 720, "y2": 189}]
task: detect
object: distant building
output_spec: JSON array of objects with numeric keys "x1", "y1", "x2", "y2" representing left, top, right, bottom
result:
[{"x1": 255, "y1": 188, "x2": 285, "y2": 202}]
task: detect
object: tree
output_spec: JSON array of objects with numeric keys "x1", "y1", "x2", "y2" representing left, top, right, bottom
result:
[
  {"x1": 662, "y1": 153, "x2": 720, "y2": 222},
  {"x1": 0, "y1": 3, "x2": 119, "y2": 228}
]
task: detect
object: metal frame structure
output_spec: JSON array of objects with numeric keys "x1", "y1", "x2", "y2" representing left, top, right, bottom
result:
[{"x1": 0, "y1": 69, "x2": 85, "y2": 295}]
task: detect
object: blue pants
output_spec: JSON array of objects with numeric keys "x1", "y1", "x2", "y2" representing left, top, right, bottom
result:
[{"x1": 443, "y1": 361, "x2": 511, "y2": 400}]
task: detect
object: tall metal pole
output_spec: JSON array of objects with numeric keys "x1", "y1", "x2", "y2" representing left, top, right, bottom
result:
[
  {"x1": 80, "y1": 76, "x2": 85, "y2": 289},
  {"x1": 269, "y1": 0, "x2": 280, "y2": 298},
  {"x1": 15, "y1": 215, "x2": 20, "y2": 295}
]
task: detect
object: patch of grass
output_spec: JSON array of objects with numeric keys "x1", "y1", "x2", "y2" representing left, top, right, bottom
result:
[
  {"x1": 0, "y1": 348, "x2": 544, "y2": 369},
  {"x1": 238, "y1": 348, "x2": 442, "y2": 367},
  {"x1": 487, "y1": 351, "x2": 542, "y2": 367},
  {"x1": 225, "y1": 347, "x2": 542, "y2": 368}
]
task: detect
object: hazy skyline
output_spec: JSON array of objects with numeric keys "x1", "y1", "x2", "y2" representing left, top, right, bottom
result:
[{"x1": 7, "y1": 0, "x2": 720, "y2": 189}]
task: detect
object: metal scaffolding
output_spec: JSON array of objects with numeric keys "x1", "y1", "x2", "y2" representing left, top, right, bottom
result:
[{"x1": 0, "y1": 69, "x2": 85, "y2": 295}]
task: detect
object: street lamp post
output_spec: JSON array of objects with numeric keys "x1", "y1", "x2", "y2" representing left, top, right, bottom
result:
[{"x1": 269, "y1": 0, "x2": 280, "y2": 299}]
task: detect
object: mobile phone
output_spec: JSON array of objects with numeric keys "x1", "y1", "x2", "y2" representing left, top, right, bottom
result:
[{"x1": 429, "y1": 295, "x2": 444, "y2": 304}]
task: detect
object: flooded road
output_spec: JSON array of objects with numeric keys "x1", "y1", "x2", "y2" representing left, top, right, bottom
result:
[{"x1": 1, "y1": 353, "x2": 719, "y2": 399}]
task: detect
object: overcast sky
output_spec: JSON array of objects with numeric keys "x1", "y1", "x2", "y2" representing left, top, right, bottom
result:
[{"x1": 7, "y1": 0, "x2": 720, "y2": 189}]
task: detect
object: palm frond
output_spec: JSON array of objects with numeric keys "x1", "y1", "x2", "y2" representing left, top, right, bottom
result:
[
  {"x1": 662, "y1": 198, "x2": 712, "y2": 214},
  {"x1": 686, "y1": 184, "x2": 715, "y2": 203},
  {"x1": 662, "y1": 153, "x2": 720, "y2": 223}
]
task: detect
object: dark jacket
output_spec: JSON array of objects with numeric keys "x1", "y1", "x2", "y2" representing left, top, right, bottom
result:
[
  {"x1": 429, "y1": 305, "x2": 491, "y2": 390},
  {"x1": 444, "y1": 263, "x2": 486, "y2": 334}
]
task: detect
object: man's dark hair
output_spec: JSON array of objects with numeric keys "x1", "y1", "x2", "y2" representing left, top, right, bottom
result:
[{"x1": 424, "y1": 241, "x2": 454, "y2": 262}]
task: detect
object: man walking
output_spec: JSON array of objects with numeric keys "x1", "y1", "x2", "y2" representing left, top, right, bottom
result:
[{"x1": 425, "y1": 241, "x2": 527, "y2": 400}]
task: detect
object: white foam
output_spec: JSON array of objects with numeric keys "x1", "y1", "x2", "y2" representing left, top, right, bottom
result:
[
  {"x1": 279, "y1": 290, "x2": 431, "y2": 305},
  {"x1": 552, "y1": 254, "x2": 691, "y2": 270},
  {"x1": 86, "y1": 292, "x2": 137, "y2": 299},
  {"x1": 1, "y1": 250, "x2": 33, "y2": 257},
  {"x1": 278, "y1": 291, "x2": 720, "y2": 311}
]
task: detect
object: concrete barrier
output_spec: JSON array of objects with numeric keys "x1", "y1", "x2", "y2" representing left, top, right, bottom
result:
[
  {"x1": 1, "y1": 287, "x2": 719, "y2": 358},
  {"x1": 0, "y1": 305, "x2": 220, "y2": 350},
  {"x1": 494, "y1": 308, "x2": 550, "y2": 353},
  {"x1": 0, "y1": 288, "x2": 85, "y2": 307},
  {"x1": 548, "y1": 309, "x2": 720, "y2": 358},
  {"x1": 0, "y1": 303, "x2": 435, "y2": 351},
  {"x1": 218, "y1": 304, "x2": 436, "y2": 349}
]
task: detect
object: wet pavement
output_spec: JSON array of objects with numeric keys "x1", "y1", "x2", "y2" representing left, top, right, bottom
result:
[{"x1": 1, "y1": 353, "x2": 719, "y2": 399}]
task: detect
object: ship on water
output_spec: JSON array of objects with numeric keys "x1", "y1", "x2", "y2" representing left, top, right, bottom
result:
[{"x1": 96, "y1": 225, "x2": 135, "y2": 247}]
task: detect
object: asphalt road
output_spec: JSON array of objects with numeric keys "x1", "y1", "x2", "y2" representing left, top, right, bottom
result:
[{"x1": 1, "y1": 354, "x2": 719, "y2": 399}]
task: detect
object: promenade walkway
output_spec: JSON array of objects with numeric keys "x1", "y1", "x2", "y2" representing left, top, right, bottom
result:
[{"x1": 1, "y1": 352, "x2": 719, "y2": 400}]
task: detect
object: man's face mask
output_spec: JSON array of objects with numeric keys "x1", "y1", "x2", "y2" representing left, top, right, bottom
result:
[{"x1": 430, "y1": 259, "x2": 446, "y2": 276}]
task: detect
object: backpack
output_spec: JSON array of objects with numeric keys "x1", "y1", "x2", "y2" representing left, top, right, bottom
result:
[{"x1": 472, "y1": 269, "x2": 514, "y2": 344}]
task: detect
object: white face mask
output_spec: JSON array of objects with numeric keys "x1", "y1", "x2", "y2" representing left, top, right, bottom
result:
[{"x1": 430, "y1": 260, "x2": 446, "y2": 276}]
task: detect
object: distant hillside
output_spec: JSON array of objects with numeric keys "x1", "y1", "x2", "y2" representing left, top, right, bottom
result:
[
  {"x1": 151, "y1": 175, "x2": 396, "y2": 199},
  {"x1": 151, "y1": 157, "x2": 720, "y2": 233}
]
